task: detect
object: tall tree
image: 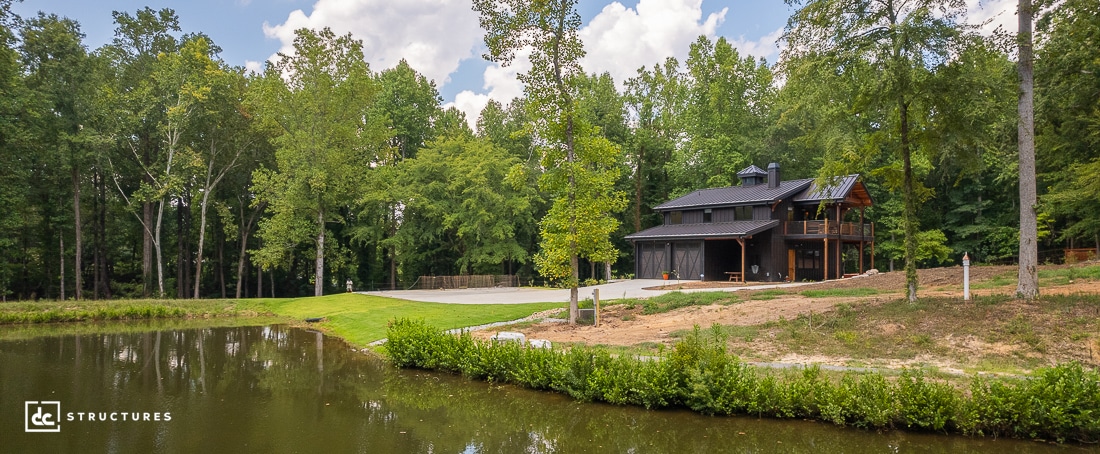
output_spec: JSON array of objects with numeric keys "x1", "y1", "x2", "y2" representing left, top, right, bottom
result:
[
  {"x1": 169, "y1": 37, "x2": 251, "y2": 299},
  {"x1": 1016, "y1": 0, "x2": 1039, "y2": 299},
  {"x1": 393, "y1": 135, "x2": 536, "y2": 276},
  {"x1": 1037, "y1": 0, "x2": 1100, "y2": 253},
  {"x1": 624, "y1": 57, "x2": 685, "y2": 232},
  {"x1": 782, "y1": 0, "x2": 976, "y2": 302},
  {"x1": 250, "y1": 27, "x2": 386, "y2": 297},
  {"x1": 102, "y1": 7, "x2": 180, "y2": 297},
  {"x1": 473, "y1": 0, "x2": 626, "y2": 323},
  {"x1": 372, "y1": 59, "x2": 443, "y2": 289},
  {"x1": 20, "y1": 13, "x2": 98, "y2": 300},
  {"x1": 676, "y1": 36, "x2": 774, "y2": 193},
  {"x1": 0, "y1": 0, "x2": 27, "y2": 300}
]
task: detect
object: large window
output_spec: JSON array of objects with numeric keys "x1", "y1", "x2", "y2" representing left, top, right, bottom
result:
[
  {"x1": 734, "y1": 206, "x2": 753, "y2": 221},
  {"x1": 670, "y1": 211, "x2": 683, "y2": 224}
]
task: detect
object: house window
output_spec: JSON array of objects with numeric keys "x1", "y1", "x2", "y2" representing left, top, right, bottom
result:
[
  {"x1": 670, "y1": 211, "x2": 683, "y2": 225},
  {"x1": 734, "y1": 206, "x2": 753, "y2": 221},
  {"x1": 703, "y1": 209, "x2": 712, "y2": 223}
]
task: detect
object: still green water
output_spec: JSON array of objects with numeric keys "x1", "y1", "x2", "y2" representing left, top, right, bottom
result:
[{"x1": 0, "y1": 325, "x2": 1081, "y2": 453}]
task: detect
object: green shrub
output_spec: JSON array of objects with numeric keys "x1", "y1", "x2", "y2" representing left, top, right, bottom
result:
[{"x1": 384, "y1": 319, "x2": 1100, "y2": 443}]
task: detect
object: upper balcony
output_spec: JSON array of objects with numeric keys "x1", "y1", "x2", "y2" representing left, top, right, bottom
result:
[{"x1": 784, "y1": 221, "x2": 873, "y2": 241}]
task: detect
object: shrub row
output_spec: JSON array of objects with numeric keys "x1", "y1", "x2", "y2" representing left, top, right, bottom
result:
[{"x1": 386, "y1": 319, "x2": 1100, "y2": 443}]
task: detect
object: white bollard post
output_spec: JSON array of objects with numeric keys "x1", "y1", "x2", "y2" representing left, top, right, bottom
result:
[{"x1": 963, "y1": 252, "x2": 970, "y2": 301}]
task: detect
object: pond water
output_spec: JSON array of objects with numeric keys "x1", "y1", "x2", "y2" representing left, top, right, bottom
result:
[{"x1": 0, "y1": 325, "x2": 1081, "y2": 453}]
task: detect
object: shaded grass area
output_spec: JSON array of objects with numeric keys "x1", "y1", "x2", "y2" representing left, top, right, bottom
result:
[
  {"x1": 800, "y1": 287, "x2": 880, "y2": 298},
  {"x1": 971, "y1": 263, "x2": 1100, "y2": 289},
  {"x1": 718, "y1": 294, "x2": 1100, "y2": 374},
  {"x1": 0, "y1": 315, "x2": 288, "y2": 341},
  {"x1": 239, "y1": 293, "x2": 561, "y2": 347},
  {"x1": 1, "y1": 294, "x2": 561, "y2": 348},
  {"x1": 0, "y1": 299, "x2": 261, "y2": 324}
]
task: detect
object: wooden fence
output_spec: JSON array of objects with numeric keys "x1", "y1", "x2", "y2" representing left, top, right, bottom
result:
[{"x1": 416, "y1": 275, "x2": 519, "y2": 290}]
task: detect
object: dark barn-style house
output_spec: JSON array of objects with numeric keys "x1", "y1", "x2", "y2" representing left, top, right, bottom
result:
[{"x1": 626, "y1": 163, "x2": 875, "y2": 282}]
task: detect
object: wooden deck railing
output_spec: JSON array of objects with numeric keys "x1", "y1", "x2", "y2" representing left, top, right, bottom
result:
[{"x1": 784, "y1": 221, "x2": 873, "y2": 237}]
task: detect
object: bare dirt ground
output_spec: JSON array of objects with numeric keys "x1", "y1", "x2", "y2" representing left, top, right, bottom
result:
[{"x1": 473, "y1": 263, "x2": 1100, "y2": 373}]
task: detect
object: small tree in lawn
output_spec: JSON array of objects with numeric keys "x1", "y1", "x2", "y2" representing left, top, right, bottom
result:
[{"x1": 473, "y1": 0, "x2": 625, "y2": 324}]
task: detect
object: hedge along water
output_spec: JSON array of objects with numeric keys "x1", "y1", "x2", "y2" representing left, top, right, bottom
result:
[{"x1": 385, "y1": 319, "x2": 1100, "y2": 444}]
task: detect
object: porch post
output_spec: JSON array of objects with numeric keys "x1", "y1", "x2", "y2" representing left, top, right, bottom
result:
[
  {"x1": 859, "y1": 207, "x2": 865, "y2": 273},
  {"x1": 837, "y1": 205, "x2": 843, "y2": 278},
  {"x1": 737, "y1": 237, "x2": 746, "y2": 283},
  {"x1": 824, "y1": 236, "x2": 829, "y2": 281}
]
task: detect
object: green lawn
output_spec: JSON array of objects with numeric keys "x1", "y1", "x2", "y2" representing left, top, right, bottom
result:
[
  {"x1": 0, "y1": 293, "x2": 562, "y2": 349},
  {"x1": 241, "y1": 293, "x2": 562, "y2": 347}
]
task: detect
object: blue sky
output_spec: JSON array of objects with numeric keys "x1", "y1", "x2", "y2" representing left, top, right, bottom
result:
[{"x1": 13, "y1": 0, "x2": 1013, "y2": 124}]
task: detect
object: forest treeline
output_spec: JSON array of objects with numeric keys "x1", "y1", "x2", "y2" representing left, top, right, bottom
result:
[{"x1": 0, "y1": 0, "x2": 1096, "y2": 300}]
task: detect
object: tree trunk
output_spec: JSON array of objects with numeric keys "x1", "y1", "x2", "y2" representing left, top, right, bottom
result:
[
  {"x1": 177, "y1": 196, "x2": 186, "y2": 298},
  {"x1": 93, "y1": 169, "x2": 101, "y2": 299},
  {"x1": 634, "y1": 143, "x2": 643, "y2": 233},
  {"x1": 194, "y1": 169, "x2": 214, "y2": 298},
  {"x1": 218, "y1": 234, "x2": 226, "y2": 298},
  {"x1": 143, "y1": 201, "x2": 153, "y2": 297},
  {"x1": 1016, "y1": 0, "x2": 1039, "y2": 300},
  {"x1": 72, "y1": 166, "x2": 82, "y2": 300},
  {"x1": 900, "y1": 99, "x2": 919, "y2": 303},
  {"x1": 236, "y1": 201, "x2": 264, "y2": 299},
  {"x1": 155, "y1": 198, "x2": 166, "y2": 298},
  {"x1": 96, "y1": 169, "x2": 109, "y2": 299},
  {"x1": 59, "y1": 233, "x2": 65, "y2": 301},
  {"x1": 315, "y1": 208, "x2": 325, "y2": 297}
]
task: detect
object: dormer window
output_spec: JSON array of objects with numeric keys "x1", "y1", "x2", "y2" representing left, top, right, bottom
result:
[
  {"x1": 703, "y1": 209, "x2": 712, "y2": 223},
  {"x1": 734, "y1": 206, "x2": 753, "y2": 221}
]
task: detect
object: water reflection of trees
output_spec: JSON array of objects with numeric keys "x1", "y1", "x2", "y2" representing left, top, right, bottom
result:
[{"x1": 1, "y1": 327, "x2": 1065, "y2": 453}]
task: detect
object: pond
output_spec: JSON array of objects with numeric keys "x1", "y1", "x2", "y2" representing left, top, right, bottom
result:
[{"x1": 0, "y1": 324, "x2": 1081, "y2": 452}]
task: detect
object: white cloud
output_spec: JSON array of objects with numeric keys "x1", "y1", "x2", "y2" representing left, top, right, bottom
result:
[
  {"x1": 262, "y1": 0, "x2": 482, "y2": 87},
  {"x1": 965, "y1": 0, "x2": 1018, "y2": 35},
  {"x1": 727, "y1": 27, "x2": 784, "y2": 63},
  {"x1": 447, "y1": 47, "x2": 532, "y2": 131},
  {"x1": 244, "y1": 60, "x2": 263, "y2": 74},
  {"x1": 579, "y1": 0, "x2": 727, "y2": 87}
]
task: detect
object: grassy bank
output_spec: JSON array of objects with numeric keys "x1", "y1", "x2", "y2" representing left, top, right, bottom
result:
[
  {"x1": 709, "y1": 293, "x2": 1100, "y2": 374},
  {"x1": 0, "y1": 294, "x2": 561, "y2": 348},
  {"x1": 386, "y1": 319, "x2": 1100, "y2": 444},
  {"x1": 239, "y1": 293, "x2": 560, "y2": 346}
]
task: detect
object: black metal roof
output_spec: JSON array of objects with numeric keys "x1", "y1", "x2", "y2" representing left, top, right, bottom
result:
[
  {"x1": 792, "y1": 174, "x2": 861, "y2": 203},
  {"x1": 653, "y1": 179, "x2": 813, "y2": 210},
  {"x1": 624, "y1": 220, "x2": 779, "y2": 241}
]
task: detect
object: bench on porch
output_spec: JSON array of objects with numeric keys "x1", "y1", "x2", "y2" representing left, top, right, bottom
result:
[{"x1": 725, "y1": 271, "x2": 742, "y2": 282}]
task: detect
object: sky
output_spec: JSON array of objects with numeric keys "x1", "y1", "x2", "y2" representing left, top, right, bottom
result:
[{"x1": 12, "y1": 0, "x2": 1018, "y2": 128}]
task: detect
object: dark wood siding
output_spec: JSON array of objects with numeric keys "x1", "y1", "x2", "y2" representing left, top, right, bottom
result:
[
  {"x1": 754, "y1": 206, "x2": 770, "y2": 220},
  {"x1": 682, "y1": 210, "x2": 704, "y2": 224},
  {"x1": 713, "y1": 208, "x2": 735, "y2": 223}
]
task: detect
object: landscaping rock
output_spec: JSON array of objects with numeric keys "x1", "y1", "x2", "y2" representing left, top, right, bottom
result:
[{"x1": 490, "y1": 331, "x2": 526, "y2": 344}]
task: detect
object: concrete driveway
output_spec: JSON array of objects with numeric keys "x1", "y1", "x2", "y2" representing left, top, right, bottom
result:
[{"x1": 360, "y1": 279, "x2": 815, "y2": 304}]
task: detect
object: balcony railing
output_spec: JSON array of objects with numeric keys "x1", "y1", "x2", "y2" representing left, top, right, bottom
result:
[{"x1": 785, "y1": 221, "x2": 873, "y2": 237}]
